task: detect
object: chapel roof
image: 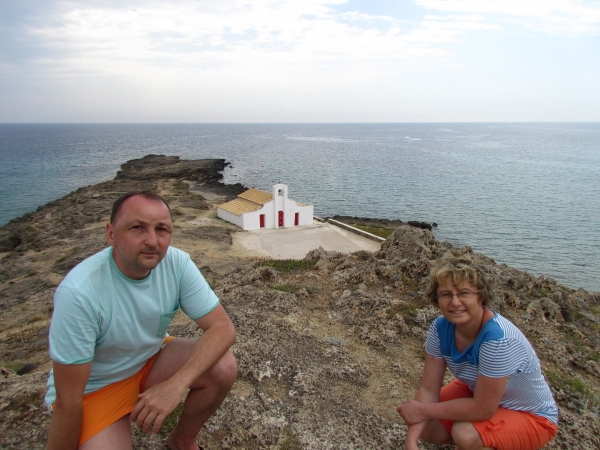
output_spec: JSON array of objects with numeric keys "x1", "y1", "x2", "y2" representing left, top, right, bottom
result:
[
  {"x1": 218, "y1": 197, "x2": 264, "y2": 216},
  {"x1": 238, "y1": 188, "x2": 273, "y2": 205}
]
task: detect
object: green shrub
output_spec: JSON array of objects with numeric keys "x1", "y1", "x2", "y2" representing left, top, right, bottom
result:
[
  {"x1": 280, "y1": 428, "x2": 302, "y2": 450},
  {"x1": 172, "y1": 180, "x2": 188, "y2": 192},
  {"x1": 2, "y1": 362, "x2": 23, "y2": 373},
  {"x1": 186, "y1": 192, "x2": 205, "y2": 200},
  {"x1": 273, "y1": 283, "x2": 301, "y2": 293},
  {"x1": 545, "y1": 369, "x2": 600, "y2": 412},
  {"x1": 256, "y1": 259, "x2": 316, "y2": 273},
  {"x1": 350, "y1": 223, "x2": 394, "y2": 238}
]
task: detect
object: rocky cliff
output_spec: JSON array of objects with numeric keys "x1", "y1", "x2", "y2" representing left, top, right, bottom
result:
[{"x1": 1, "y1": 156, "x2": 599, "y2": 449}]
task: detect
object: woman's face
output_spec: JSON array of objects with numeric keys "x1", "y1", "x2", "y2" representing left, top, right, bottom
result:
[{"x1": 436, "y1": 277, "x2": 483, "y2": 327}]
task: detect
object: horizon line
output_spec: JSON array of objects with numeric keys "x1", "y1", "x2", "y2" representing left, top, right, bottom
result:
[{"x1": 1, "y1": 121, "x2": 600, "y2": 125}]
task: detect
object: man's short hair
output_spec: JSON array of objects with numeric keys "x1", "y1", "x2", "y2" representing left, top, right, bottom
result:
[{"x1": 110, "y1": 191, "x2": 171, "y2": 224}]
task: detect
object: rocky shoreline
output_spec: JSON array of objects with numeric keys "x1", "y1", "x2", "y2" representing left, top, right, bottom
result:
[
  {"x1": 1, "y1": 155, "x2": 599, "y2": 449},
  {"x1": 330, "y1": 216, "x2": 435, "y2": 231}
]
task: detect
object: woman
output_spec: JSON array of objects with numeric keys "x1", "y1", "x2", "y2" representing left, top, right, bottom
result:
[{"x1": 397, "y1": 257, "x2": 558, "y2": 450}]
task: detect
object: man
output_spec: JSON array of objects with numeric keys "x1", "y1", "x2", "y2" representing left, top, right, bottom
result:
[{"x1": 45, "y1": 191, "x2": 238, "y2": 450}]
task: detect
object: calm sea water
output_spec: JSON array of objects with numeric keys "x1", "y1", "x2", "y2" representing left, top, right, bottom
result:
[{"x1": 1, "y1": 123, "x2": 599, "y2": 292}]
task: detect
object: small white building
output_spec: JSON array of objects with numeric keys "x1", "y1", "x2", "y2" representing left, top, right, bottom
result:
[{"x1": 217, "y1": 184, "x2": 314, "y2": 231}]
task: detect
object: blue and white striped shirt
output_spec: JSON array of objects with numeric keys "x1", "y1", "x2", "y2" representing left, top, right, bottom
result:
[{"x1": 425, "y1": 311, "x2": 558, "y2": 424}]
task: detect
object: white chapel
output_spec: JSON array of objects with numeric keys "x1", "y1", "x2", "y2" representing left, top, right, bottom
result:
[{"x1": 217, "y1": 184, "x2": 314, "y2": 231}]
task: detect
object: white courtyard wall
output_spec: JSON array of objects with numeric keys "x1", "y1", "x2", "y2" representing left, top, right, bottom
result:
[{"x1": 296, "y1": 204, "x2": 314, "y2": 226}]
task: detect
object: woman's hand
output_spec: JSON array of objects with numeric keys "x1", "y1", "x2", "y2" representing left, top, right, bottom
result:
[{"x1": 397, "y1": 399, "x2": 427, "y2": 425}]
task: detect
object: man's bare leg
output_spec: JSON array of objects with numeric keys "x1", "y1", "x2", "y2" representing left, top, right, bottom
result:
[
  {"x1": 79, "y1": 416, "x2": 133, "y2": 450},
  {"x1": 142, "y1": 338, "x2": 238, "y2": 450}
]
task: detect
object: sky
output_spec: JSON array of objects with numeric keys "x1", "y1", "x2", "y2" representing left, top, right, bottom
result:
[{"x1": 1, "y1": 0, "x2": 599, "y2": 122}]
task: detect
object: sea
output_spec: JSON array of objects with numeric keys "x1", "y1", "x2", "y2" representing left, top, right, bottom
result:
[{"x1": 0, "y1": 123, "x2": 598, "y2": 292}]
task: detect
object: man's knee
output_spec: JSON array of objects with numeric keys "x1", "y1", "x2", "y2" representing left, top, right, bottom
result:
[
  {"x1": 451, "y1": 422, "x2": 484, "y2": 450},
  {"x1": 195, "y1": 351, "x2": 237, "y2": 390},
  {"x1": 217, "y1": 351, "x2": 238, "y2": 385}
]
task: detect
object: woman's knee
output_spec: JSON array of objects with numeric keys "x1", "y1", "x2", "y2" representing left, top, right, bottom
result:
[{"x1": 451, "y1": 422, "x2": 485, "y2": 450}]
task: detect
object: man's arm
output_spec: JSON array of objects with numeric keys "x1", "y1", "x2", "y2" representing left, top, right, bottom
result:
[
  {"x1": 130, "y1": 304, "x2": 236, "y2": 433},
  {"x1": 47, "y1": 361, "x2": 92, "y2": 450}
]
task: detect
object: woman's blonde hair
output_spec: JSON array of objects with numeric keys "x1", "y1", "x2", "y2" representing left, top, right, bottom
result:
[{"x1": 424, "y1": 257, "x2": 493, "y2": 306}]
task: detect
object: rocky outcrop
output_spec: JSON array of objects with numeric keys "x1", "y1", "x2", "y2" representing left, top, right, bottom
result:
[
  {"x1": 115, "y1": 154, "x2": 224, "y2": 181},
  {"x1": 332, "y1": 215, "x2": 434, "y2": 231}
]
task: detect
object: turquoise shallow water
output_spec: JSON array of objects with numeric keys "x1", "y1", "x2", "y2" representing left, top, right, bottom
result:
[{"x1": 0, "y1": 123, "x2": 599, "y2": 292}]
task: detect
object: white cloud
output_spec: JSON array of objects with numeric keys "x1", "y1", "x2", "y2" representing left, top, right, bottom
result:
[
  {"x1": 20, "y1": 1, "x2": 468, "y2": 79},
  {"x1": 416, "y1": 0, "x2": 600, "y2": 34},
  {"x1": 21, "y1": 0, "x2": 570, "y2": 84}
]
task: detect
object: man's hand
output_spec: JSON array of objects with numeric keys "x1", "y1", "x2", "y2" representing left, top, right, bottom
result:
[
  {"x1": 135, "y1": 304, "x2": 237, "y2": 441},
  {"x1": 397, "y1": 399, "x2": 427, "y2": 425},
  {"x1": 130, "y1": 379, "x2": 188, "y2": 434}
]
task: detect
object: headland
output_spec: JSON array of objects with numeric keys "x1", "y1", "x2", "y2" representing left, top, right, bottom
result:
[{"x1": 0, "y1": 155, "x2": 598, "y2": 449}]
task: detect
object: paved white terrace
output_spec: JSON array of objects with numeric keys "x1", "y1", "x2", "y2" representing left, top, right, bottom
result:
[{"x1": 231, "y1": 220, "x2": 381, "y2": 259}]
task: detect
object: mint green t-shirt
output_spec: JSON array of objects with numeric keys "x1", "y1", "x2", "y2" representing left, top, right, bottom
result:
[{"x1": 45, "y1": 246, "x2": 219, "y2": 409}]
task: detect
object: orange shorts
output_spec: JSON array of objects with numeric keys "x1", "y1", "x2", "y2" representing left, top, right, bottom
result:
[
  {"x1": 52, "y1": 336, "x2": 176, "y2": 446},
  {"x1": 439, "y1": 379, "x2": 558, "y2": 450}
]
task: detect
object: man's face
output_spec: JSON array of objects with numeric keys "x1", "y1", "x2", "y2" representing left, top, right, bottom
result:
[{"x1": 106, "y1": 195, "x2": 173, "y2": 280}]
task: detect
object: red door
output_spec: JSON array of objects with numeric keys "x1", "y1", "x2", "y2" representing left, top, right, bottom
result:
[
  {"x1": 260, "y1": 214, "x2": 265, "y2": 228},
  {"x1": 278, "y1": 211, "x2": 283, "y2": 227},
  {"x1": 294, "y1": 213, "x2": 299, "y2": 226}
]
